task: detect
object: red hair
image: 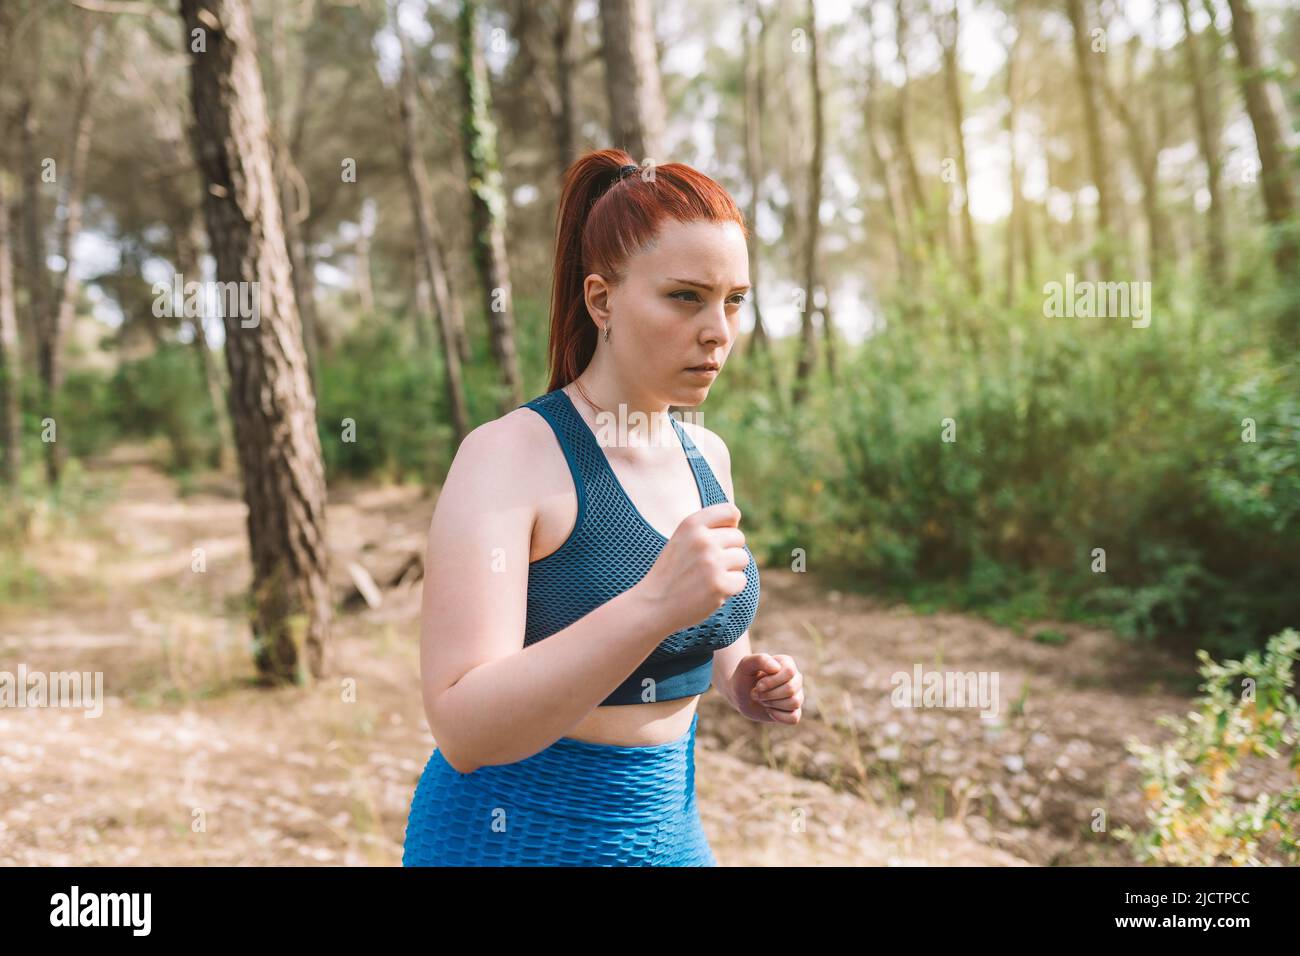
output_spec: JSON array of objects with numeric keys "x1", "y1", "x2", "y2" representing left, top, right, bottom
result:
[{"x1": 546, "y1": 148, "x2": 748, "y2": 392}]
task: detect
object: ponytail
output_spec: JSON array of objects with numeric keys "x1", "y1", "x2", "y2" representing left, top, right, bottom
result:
[{"x1": 546, "y1": 148, "x2": 747, "y2": 392}]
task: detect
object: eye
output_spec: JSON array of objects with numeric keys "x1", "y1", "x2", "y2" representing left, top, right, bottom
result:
[
  {"x1": 670, "y1": 290, "x2": 701, "y2": 302},
  {"x1": 727, "y1": 293, "x2": 747, "y2": 305}
]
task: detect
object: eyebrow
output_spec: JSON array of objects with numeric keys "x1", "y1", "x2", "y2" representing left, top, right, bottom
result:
[{"x1": 667, "y1": 277, "x2": 751, "y2": 293}]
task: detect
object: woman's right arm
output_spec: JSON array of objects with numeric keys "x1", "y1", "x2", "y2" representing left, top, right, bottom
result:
[{"x1": 417, "y1": 414, "x2": 745, "y2": 774}]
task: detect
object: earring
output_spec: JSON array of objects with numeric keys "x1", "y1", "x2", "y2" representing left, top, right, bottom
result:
[{"x1": 603, "y1": 323, "x2": 611, "y2": 343}]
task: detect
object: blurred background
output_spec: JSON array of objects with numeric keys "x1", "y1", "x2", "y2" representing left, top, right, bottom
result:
[{"x1": 0, "y1": 0, "x2": 1297, "y2": 866}]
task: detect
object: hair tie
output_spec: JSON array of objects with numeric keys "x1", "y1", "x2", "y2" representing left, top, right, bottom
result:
[{"x1": 617, "y1": 163, "x2": 639, "y2": 181}]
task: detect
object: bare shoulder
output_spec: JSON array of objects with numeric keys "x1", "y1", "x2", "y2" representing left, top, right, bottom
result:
[
  {"x1": 677, "y1": 416, "x2": 734, "y2": 499},
  {"x1": 439, "y1": 406, "x2": 555, "y2": 509}
]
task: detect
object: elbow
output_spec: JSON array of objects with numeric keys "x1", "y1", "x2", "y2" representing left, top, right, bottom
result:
[
  {"x1": 423, "y1": 693, "x2": 480, "y2": 775},
  {"x1": 439, "y1": 743, "x2": 480, "y2": 776}
]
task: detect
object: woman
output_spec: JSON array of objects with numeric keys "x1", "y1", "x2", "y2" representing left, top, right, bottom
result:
[{"x1": 402, "y1": 148, "x2": 804, "y2": 867}]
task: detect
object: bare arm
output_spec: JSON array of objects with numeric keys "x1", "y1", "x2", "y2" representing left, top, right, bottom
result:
[
  {"x1": 711, "y1": 629, "x2": 752, "y2": 708},
  {"x1": 683, "y1": 420, "x2": 752, "y2": 708},
  {"x1": 418, "y1": 414, "x2": 677, "y2": 775}
]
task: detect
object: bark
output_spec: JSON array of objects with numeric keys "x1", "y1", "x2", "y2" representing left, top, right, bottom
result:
[
  {"x1": 270, "y1": 4, "x2": 320, "y2": 396},
  {"x1": 355, "y1": 196, "x2": 375, "y2": 315},
  {"x1": 0, "y1": 167, "x2": 20, "y2": 493},
  {"x1": 1224, "y1": 0, "x2": 1297, "y2": 275},
  {"x1": 38, "y1": 22, "x2": 105, "y2": 486},
  {"x1": 892, "y1": 0, "x2": 935, "y2": 254},
  {"x1": 598, "y1": 0, "x2": 667, "y2": 161},
  {"x1": 742, "y1": 0, "x2": 773, "y2": 360},
  {"x1": 510, "y1": 0, "x2": 577, "y2": 184},
  {"x1": 1065, "y1": 0, "x2": 1116, "y2": 273},
  {"x1": 864, "y1": 0, "x2": 911, "y2": 286},
  {"x1": 550, "y1": 0, "x2": 578, "y2": 178},
  {"x1": 180, "y1": 0, "x2": 332, "y2": 684},
  {"x1": 390, "y1": 10, "x2": 470, "y2": 446},
  {"x1": 939, "y1": 0, "x2": 980, "y2": 293},
  {"x1": 1099, "y1": 35, "x2": 1166, "y2": 279},
  {"x1": 170, "y1": 206, "x2": 234, "y2": 468},
  {"x1": 1004, "y1": 7, "x2": 1022, "y2": 306},
  {"x1": 1180, "y1": 0, "x2": 1227, "y2": 283},
  {"x1": 792, "y1": 0, "x2": 825, "y2": 407},
  {"x1": 457, "y1": 0, "x2": 523, "y2": 414}
]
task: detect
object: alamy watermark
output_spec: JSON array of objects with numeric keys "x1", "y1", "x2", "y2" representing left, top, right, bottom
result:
[
  {"x1": 591, "y1": 403, "x2": 705, "y2": 450},
  {"x1": 0, "y1": 663, "x2": 104, "y2": 718},
  {"x1": 891, "y1": 663, "x2": 1000, "y2": 719},
  {"x1": 1043, "y1": 272, "x2": 1151, "y2": 328},
  {"x1": 152, "y1": 272, "x2": 261, "y2": 328}
]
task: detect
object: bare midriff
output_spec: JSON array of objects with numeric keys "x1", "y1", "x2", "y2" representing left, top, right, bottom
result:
[{"x1": 562, "y1": 696, "x2": 700, "y2": 746}]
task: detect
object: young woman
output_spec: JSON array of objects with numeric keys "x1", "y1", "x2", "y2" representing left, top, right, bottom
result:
[{"x1": 402, "y1": 148, "x2": 804, "y2": 867}]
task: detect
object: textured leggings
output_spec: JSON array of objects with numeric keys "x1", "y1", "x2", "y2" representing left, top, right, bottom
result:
[{"x1": 402, "y1": 712, "x2": 716, "y2": 866}]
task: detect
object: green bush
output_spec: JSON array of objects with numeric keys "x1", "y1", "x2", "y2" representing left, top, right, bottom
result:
[{"x1": 1114, "y1": 628, "x2": 1300, "y2": 866}]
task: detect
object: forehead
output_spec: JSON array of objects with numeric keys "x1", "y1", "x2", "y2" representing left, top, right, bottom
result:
[{"x1": 632, "y1": 219, "x2": 749, "y2": 281}]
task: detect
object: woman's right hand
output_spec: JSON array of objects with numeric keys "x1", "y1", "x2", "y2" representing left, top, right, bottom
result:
[{"x1": 634, "y1": 502, "x2": 751, "y2": 634}]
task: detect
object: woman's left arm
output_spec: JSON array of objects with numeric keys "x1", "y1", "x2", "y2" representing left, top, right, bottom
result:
[{"x1": 690, "y1": 422, "x2": 803, "y2": 726}]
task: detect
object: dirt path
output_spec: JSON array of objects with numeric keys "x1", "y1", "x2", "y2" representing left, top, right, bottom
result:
[{"x1": 1, "y1": 445, "x2": 1210, "y2": 865}]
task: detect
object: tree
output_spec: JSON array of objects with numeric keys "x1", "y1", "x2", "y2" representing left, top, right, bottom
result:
[
  {"x1": 0, "y1": 2, "x2": 24, "y2": 496},
  {"x1": 1179, "y1": 0, "x2": 1228, "y2": 284},
  {"x1": 599, "y1": 0, "x2": 667, "y2": 161},
  {"x1": 1224, "y1": 0, "x2": 1297, "y2": 276},
  {"x1": 938, "y1": 0, "x2": 981, "y2": 293},
  {"x1": 793, "y1": 0, "x2": 826, "y2": 405},
  {"x1": 457, "y1": 0, "x2": 523, "y2": 414},
  {"x1": 180, "y1": 0, "x2": 332, "y2": 684},
  {"x1": 388, "y1": 1, "x2": 470, "y2": 447},
  {"x1": 1064, "y1": 0, "x2": 1117, "y2": 274}
]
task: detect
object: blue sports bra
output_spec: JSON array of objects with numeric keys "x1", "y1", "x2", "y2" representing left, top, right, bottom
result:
[{"x1": 518, "y1": 387, "x2": 761, "y2": 705}]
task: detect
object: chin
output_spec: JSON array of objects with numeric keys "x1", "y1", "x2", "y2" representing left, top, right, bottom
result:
[{"x1": 670, "y1": 384, "x2": 711, "y2": 405}]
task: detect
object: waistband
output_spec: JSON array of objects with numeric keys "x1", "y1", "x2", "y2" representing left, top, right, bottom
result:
[{"x1": 438, "y1": 712, "x2": 699, "y2": 823}]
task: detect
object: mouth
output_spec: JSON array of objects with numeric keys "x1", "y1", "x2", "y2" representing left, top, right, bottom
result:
[{"x1": 684, "y1": 362, "x2": 720, "y2": 375}]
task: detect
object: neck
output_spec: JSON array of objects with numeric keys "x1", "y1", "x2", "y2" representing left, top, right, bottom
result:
[{"x1": 565, "y1": 362, "x2": 675, "y2": 450}]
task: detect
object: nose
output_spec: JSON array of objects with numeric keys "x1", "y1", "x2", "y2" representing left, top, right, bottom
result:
[{"x1": 701, "y1": 298, "x2": 732, "y2": 347}]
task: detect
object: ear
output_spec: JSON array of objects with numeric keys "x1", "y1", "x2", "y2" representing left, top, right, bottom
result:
[{"x1": 583, "y1": 273, "x2": 614, "y2": 325}]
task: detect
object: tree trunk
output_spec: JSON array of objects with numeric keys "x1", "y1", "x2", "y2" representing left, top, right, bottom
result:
[
  {"x1": 1004, "y1": 8, "x2": 1022, "y2": 306},
  {"x1": 390, "y1": 9, "x2": 470, "y2": 447},
  {"x1": 742, "y1": 0, "x2": 773, "y2": 362},
  {"x1": 180, "y1": 0, "x2": 332, "y2": 685},
  {"x1": 1180, "y1": 0, "x2": 1228, "y2": 283},
  {"x1": 355, "y1": 195, "x2": 375, "y2": 315},
  {"x1": 792, "y1": 0, "x2": 824, "y2": 407},
  {"x1": 892, "y1": 0, "x2": 935, "y2": 256},
  {"x1": 939, "y1": 0, "x2": 980, "y2": 293},
  {"x1": 411, "y1": 245, "x2": 433, "y2": 350},
  {"x1": 1099, "y1": 35, "x2": 1166, "y2": 280},
  {"x1": 864, "y1": 0, "x2": 911, "y2": 288},
  {"x1": 1065, "y1": 0, "x2": 1116, "y2": 274},
  {"x1": 170, "y1": 206, "x2": 234, "y2": 469},
  {"x1": 598, "y1": 0, "x2": 667, "y2": 161},
  {"x1": 458, "y1": 0, "x2": 523, "y2": 414},
  {"x1": 0, "y1": 166, "x2": 20, "y2": 494},
  {"x1": 270, "y1": 5, "x2": 320, "y2": 397},
  {"x1": 551, "y1": 0, "x2": 578, "y2": 179},
  {"x1": 36, "y1": 22, "x2": 104, "y2": 487},
  {"x1": 1224, "y1": 0, "x2": 1297, "y2": 276}
]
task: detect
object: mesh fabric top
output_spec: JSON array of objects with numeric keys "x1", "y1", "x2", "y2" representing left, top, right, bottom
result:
[{"x1": 518, "y1": 388, "x2": 761, "y2": 705}]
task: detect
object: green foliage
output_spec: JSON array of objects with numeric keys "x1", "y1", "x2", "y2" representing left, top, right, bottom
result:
[
  {"x1": 1114, "y1": 629, "x2": 1300, "y2": 866},
  {"x1": 60, "y1": 343, "x2": 223, "y2": 474},
  {"x1": 720, "y1": 267, "x2": 1297, "y2": 654},
  {"x1": 315, "y1": 316, "x2": 451, "y2": 483}
]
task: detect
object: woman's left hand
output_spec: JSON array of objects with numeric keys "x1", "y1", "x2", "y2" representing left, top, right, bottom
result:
[{"x1": 730, "y1": 653, "x2": 803, "y2": 724}]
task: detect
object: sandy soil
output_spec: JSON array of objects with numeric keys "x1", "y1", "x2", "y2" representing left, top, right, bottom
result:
[{"x1": 1, "y1": 442, "x2": 1260, "y2": 866}]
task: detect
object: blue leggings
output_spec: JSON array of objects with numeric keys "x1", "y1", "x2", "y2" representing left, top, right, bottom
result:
[{"x1": 402, "y1": 712, "x2": 716, "y2": 866}]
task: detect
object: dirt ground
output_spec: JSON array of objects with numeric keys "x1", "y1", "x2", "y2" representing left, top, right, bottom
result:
[{"x1": 0, "y1": 443, "x2": 1247, "y2": 866}]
